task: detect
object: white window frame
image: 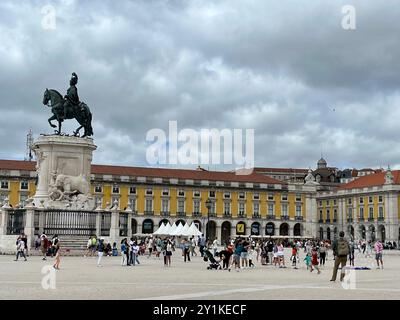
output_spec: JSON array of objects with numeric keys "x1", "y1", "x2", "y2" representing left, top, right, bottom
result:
[{"x1": 0, "y1": 181, "x2": 9, "y2": 190}]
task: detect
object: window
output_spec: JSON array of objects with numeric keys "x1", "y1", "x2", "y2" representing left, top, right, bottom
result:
[
  {"x1": 319, "y1": 210, "x2": 323, "y2": 221},
  {"x1": 378, "y1": 206, "x2": 384, "y2": 218},
  {"x1": 378, "y1": 195, "x2": 383, "y2": 203},
  {"x1": 193, "y1": 190, "x2": 200, "y2": 197},
  {"x1": 296, "y1": 194, "x2": 301, "y2": 202},
  {"x1": 282, "y1": 204, "x2": 288, "y2": 216},
  {"x1": 359, "y1": 207, "x2": 364, "y2": 219},
  {"x1": 209, "y1": 190, "x2": 215, "y2": 198},
  {"x1": 224, "y1": 191, "x2": 231, "y2": 199},
  {"x1": 296, "y1": 205, "x2": 302, "y2": 217},
  {"x1": 319, "y1": 201, "x2": 322, "y2": 207},
  {"x1": 162, "y1": 199, "x2": 169, "y2": 212},
  {"x1": 347, "y1": 207, "x2": 352, "y2": 218},
  {"x1": 112, "y1": 185, "x2": 120, "y2": 194},
  {"x1": 369, "y1": 207, "x2": 374, "y2": 218},
  {"x1": 20, "y1": 181, "x2": 29, "y2": 190},
  {"x1": 268, "y1": 203, "x2": 274, "y2": 215},
  {"x1": 253, "y1": 192, "x2": 260, "y2": 200},
  {"x1": 145, "y1": 198, "x2": 153, "y2": 212},
  {"x1": 178, "y1": 189, "x2": 185, "y2": 197},
  {"x1": 209, "y1": 201, "x2": 216, "y2": 214},
  {"x1": 348, "y1": 198, "x2": 352, "y2": 205},
  {"x1": 253, "y1": 202, "x2": 259, "y2": 215},
  {"x1": 94, "y1": 185, "x2": 102, "y2": 193},
  {"x1": 368, "y1": 196, "x2": 373, "y2": 203},
  {"x1": 178, "y1": 199, "x2": 185, "y2": 213},
  {"x1": 359, "y1": 197, "x2": 364, "y2": 204},
  {"x1": 334, "y1": 209, "x2": 338, "y2": 221},
  {"x1": 268, "y1": 193, "x2": 274, "y2": 201},
  {"x1": 224, "y1": 202, "x2": 231, "y2": 215},
  {"x1": 239, "y1": 191, "x2": 245, "y2": 199},
  {"x1": 193, "y1": 200, "x2": 200, "y2": 214},
  {"x1": 95, "y1": 196, "x2": 102, "y2": 208},
  {"x1": 112, "y1": 196, "x2": 120, "y2": 207},
  {"x1": 239, "y1": 202, "x2": 245, "y2": 216},
  {"x1": 162, "y1": 188, "x2": 169, "y2": 196},
  {"x1": 282, "y1": 194, "x2": 288, "y2": 201},
  {"x1": 146, "y1": 188, "x2": 153, "y2": 196},
  {"x1": 1, "y1": 181, "x2": 9, "y2": 189},
  {"x1": 326, "y1": 200, "x2": 329, "y2": 206},
  {"x1": 19, "y1": 194, "x2": 27, "y2": 207},
  {"x1": 129, "y1": 186, "x2": 136, "y2": 194},
  {"x1": 333, "y1": 199, "x2": 337, "y2": 205},
  {"x1": 129, "y1": 198, "x2": 136, "y2": 211}
]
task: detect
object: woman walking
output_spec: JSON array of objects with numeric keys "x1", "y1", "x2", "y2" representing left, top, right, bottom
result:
[
  {"x1": 53, "y1": 240, "x2": 61, "y2": 269},
  {"x1": 165, "y1": 239, "x2": 173, "y2": 267},
  {"x1": 97, "y1": 238, "x2": 105, "y2": 267},
  {"x1": 319, "y1": 242, "x2": 327, "y2": 266}
]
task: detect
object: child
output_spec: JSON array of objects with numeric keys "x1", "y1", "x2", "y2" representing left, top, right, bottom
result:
[
  {"x1": 248, "y1": 247, "x2": 256, "y2": 268},
  {"x1": 304, "y1": 253, "x2": 311, "y2": 270},
  {"x1": 291, "y1": 245, "x2": 298, "y2": 269},
  {"x1": 311, "y1": 247, "x2": 321, "y2": 274}
]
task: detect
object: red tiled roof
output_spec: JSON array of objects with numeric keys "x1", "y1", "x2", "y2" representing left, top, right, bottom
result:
[
  {"x1": 338, "y1": 170, "x2": 400, "y2": 189},
  {"x1": 0, "y1": 160, "x2": 284, "y2": 185},
  {"x1": 0, "y1": 160, "x2": 36, "y2": 171},
  {"x1": 254, "y1": 167, "x2": 308, "y2": 174},
  {"x1": 91, "y1": 164, "x2": 284, "y2": 184}
]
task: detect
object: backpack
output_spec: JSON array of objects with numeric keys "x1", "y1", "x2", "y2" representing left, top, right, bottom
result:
[{"x1": 337, "y1": 239, "x2": 349, "y2": 256}]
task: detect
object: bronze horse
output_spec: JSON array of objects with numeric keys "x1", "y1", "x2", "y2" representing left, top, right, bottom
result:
[{"x1": 43, "y1": 89, "x2": 93, "y2": 138}]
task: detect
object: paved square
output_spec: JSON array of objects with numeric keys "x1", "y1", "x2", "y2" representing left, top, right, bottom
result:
[{"x1": 0, "y1": 249, "x2": 399, "y2": 300}]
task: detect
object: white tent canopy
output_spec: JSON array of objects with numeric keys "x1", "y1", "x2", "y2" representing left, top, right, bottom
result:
[
  {"x1": 152, "y1": 221, "x2": 202, "y2": 237},
  {"x1": 179, "y1": 223, "x2": 190, "y2": 236},
  {"x1": 172, "y1": 222, "x2": 184, "y2": 236},
  {"x1": 186, "y1": 223, "x2": 202, "y2": 236},
  {"x1": 153, "y1": 222, "x2": 166, "y2": 235}
]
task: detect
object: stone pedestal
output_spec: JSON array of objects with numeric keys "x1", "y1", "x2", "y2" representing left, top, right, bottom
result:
[
  {"x1": 24, "y1": 205, "x2": 36, "y2": 248},
  {"x1": 32, "y1": 135, "x2": 97, "y2": 209}
]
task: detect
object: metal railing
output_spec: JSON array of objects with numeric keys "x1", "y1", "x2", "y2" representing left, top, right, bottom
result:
[
  {"x1": 43, "y1": 209, "x2": 97, "y2": 236},
  {"x1": 6, "y1": 209, "x2": 26, "y2": 235}
]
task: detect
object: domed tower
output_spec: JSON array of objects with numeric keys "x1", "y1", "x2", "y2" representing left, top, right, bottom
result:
[{"x1": 317, "y1": 157, "x2": 327, "y2": 169}]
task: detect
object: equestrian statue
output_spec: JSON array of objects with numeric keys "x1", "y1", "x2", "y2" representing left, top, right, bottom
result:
[{"x1": 42, "y1": 72, "x2": 93, "y2": 138}]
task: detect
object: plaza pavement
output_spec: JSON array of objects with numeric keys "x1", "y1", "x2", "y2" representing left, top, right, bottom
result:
[{"x1": 0, "y1": 248, "x2": 399, "y2": 300}]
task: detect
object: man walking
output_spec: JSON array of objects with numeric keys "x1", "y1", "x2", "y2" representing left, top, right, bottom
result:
[
  {"x1": 330, "y1": 231, "x2": 350, "y2": 282},
  {"x1": 199, "y1": 234, "x2": 206, "y2": 257},
  {"x1": 374, "y1": 240, "x2": 384, "y2": 269},
  {"x1": 14, "y1": 237, "x2": 27, "y2": 261}
]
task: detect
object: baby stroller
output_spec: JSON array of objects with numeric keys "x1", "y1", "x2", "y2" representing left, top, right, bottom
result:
[{"x1": 203, "y1": 249, "x2": 222, "y2": 270}]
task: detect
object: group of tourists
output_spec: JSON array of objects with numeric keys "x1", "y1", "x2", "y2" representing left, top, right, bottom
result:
[{"x1": 13, "y1": 230, "x2": 388, "y2": 279}]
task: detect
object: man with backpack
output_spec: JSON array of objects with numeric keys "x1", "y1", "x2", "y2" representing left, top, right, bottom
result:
[{"x1": 330, "y1": 231, "x2": 350, "y2": 282}]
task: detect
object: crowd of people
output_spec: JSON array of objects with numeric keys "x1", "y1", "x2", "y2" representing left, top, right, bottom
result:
[{"x1": 13, "y1": 231, "x2": 390, "y2": 279}]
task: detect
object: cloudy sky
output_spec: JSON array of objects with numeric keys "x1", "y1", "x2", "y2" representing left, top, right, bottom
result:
[{"x1": 1, "y1": 0, "x2": 400, "y2": 171}]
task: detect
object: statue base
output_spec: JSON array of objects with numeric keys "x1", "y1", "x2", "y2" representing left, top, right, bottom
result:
[{"x1": 31, "y1": 135, "x2": 97, "y2": 209}]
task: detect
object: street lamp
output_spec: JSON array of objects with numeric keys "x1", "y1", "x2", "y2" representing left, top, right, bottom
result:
[{"x1": 205, "y1": 198, "x2": 212, "y2": 240}]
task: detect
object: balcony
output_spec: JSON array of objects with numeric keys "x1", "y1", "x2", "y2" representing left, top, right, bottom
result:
[
  {"x1": 325, "y1": 219, "x2": 330, "y2": 223},
  {"x1": 347, "y1": 218, "x2": 353, "y2": 223},
  {"x1": 161, "y1": 211, "x2": 170, "y2": 217},
  {"x1": 318, "y1": 219, "x2": 324, "y2": 223},
  {"x1": 368, "y1": 217, "x2": 374, "y2": 222},
  {"x1": 238, "y1": 213, "x2": 245, "y2": 218},
  {"x1": 359, "y1": 217, "x2": 365, "y2": 222},
  {"x1": 252, "y1": 214, "x2": 261, "y2": 219},
  {"x1": 223, "y1": 212, "x2": 231, "y2": 218},
  {"x1": 295, "y1": 216, "x2": 303, "y2": 221},
  {"x1": 144, "y1": 210, "x2": 154, "y2": 216},
  {"x1": 333, "y1": 219, "x2": 337, "y2": 223},
  {"x1": 266, "y1": 215, "x2": 275, "y2": 220},
  {"x1": 378, "y1": 216, "x2": 384, "y2": 222},
  {"x1": 208, "y1": 212, "x2": 216, "y2": 218},
  {"x1": 281, "y1": 215, "x2": 290, "y2": 221},
  {"x1": 176, "y1": 212, "x2": 186, "y2": 217},
  {"x1": 192, "y1": 212, "x2": 202, "y2": 217}
]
